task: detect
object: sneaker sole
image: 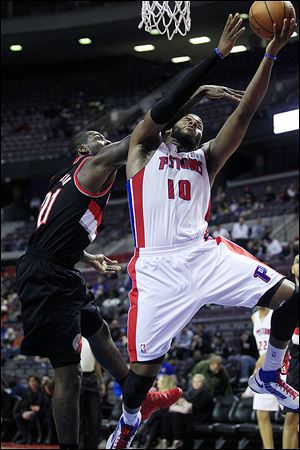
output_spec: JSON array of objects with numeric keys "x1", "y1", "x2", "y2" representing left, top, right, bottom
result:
[{"x1": 106, "y1": 433, "x2": 113, "y2": 449}]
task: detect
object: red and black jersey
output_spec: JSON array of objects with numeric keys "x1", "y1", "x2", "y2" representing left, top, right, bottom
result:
[{"x1": 28, "y1": 156, "x2": 113, "y2": 267}]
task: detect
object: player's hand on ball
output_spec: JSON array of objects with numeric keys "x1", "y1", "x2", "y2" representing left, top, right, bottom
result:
[
  {"x1": 86, "y1": 253, "x2": 121, "y2": 274},
  {"x1": 202, "y1": 85, "x2": 244, "y2": 102},
  {"x1": 266, "y1": 18, "x2": 297, "y2": 56},
  {"x1": 217, "y1": 13, "x2": 246, "y2": 57}
]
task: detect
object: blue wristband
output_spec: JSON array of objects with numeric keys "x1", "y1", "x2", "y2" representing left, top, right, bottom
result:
[
  {"x1": 264, "y1": 53, "x2": 277, "y2": 61},
  {"x1": 214, "y1": 47, "x2": 225, "y2": 60}
]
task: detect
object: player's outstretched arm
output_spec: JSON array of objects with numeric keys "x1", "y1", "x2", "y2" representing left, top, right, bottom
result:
[
  {"x1": 162, "y1": 84, "x2": 244, "y2": 133},
  {"x1": 129, "y1": 13, "x2": 245, "y2": 151},
  {"x1": 207, "y1": 18, "x2": 297, "y2": 184},
  {"x1": 90, "y1": 135, "x2": 131, "y2": 170},
  {"x1": 77, "y1": 135, "x2": 131, "y2": 194}
]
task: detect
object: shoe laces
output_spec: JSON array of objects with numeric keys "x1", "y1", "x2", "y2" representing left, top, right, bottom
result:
[
  {"x1": 278, "y1": 378, "x2": 299, "y2": 400},
  {"x1": 115, "y1": 424, "x2": 134, "y2": 449}
]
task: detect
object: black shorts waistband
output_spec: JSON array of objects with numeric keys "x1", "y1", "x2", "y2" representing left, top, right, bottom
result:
[
  {"x1": 83, "y1": 370, "x2": 96, "y2": 377},
  {"x1": 25, "y1": 250, "x2": 77, "y2": 269}
]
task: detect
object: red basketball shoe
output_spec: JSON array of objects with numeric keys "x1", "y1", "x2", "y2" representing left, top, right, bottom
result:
[{"x1": 140, "y1": 387, "x2": 183, "y2": 421}]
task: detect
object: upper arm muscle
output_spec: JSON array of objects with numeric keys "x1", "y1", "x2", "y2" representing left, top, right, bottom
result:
[
  {"x1": 208, "y1": 109, "x2": 252, "y2": 179},
  {"x1": 76, "y1": 136, "x2": 130, "y2": 194},
  {"x1": 130, "y1": 111, "x2": 167, "y2": 147}
]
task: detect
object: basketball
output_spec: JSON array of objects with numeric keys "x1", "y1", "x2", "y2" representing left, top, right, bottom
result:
[{"x1": 249, "y1": 1, "x2": 296, "y2": 39}]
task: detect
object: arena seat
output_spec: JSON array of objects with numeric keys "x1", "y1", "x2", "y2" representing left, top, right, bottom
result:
[{"x1": 193, "y1": 395, "x2": 239, "y2": 436}]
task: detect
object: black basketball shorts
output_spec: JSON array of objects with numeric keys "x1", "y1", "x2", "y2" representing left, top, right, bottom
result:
[{"x1": 16, "y1": 251, "x2": 104, "y2": 368}]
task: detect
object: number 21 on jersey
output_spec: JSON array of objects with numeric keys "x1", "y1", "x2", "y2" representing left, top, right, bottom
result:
[{"x1": 37, "y1": 189, "x2": 61, "y2": 228}]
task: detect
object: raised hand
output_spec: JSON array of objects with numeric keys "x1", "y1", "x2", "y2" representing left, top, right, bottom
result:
[
  {"x1": 202, "y1": 85, "x2": 244, "y2": 102},
  {"x1": 217, "y1": 13, "x2": 246, "y2": 57},
  {"x1": 266, "y1": 18, "x2": 297, "y2": 56}
]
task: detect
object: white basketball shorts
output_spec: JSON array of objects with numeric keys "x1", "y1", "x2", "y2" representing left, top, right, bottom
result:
[
  {"x1": 253, "y1": 392, "x2": 280, "y2": 411},
  {"x1": 127, "y1": 236, "x2": 284, "y2": 362}
]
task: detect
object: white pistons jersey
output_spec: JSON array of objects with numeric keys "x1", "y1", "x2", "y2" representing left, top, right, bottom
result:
[
  {"x1": 127, "y1": 142, "x2": 211, "y2": 248},
  {"x1": 252, "y1": 309, "x2": 272, "y2": 356}
]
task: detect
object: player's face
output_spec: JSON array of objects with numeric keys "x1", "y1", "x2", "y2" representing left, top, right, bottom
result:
[
  {"x1": 87, "y1": 131, "x2": 111, "y2": 155},
  {"x1": 172, "y1": 114, "x2": 203, "y2": 151}
]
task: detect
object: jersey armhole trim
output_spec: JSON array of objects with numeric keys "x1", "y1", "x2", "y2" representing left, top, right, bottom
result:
[
  {"x1": 73, "y1": 155, "x2": 85, "y2": 165},
  {"x1": 74, "y1": 156, "x2": 113, "y2": 198}
]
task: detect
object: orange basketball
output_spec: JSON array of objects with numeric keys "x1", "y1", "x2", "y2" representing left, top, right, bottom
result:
[{"x1": 249, "y1": 1, "x2": 296, "y2": 39}]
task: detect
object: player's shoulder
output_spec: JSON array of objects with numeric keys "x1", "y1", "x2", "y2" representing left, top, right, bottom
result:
[
  {"x1": 251, "y1": 310, "x2": 258, "y2": 322},
  {"x1": 193, "y1": 140, "x2": 213, "y2": 160}
]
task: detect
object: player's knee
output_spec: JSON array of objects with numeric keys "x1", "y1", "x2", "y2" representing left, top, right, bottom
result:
[
  {"x1": 54, "y1": 363, "x2": 82, "y2": 391},
  {"x1": 284, "y1": 412, "x2": 299, "y2": 428},
  {"x1": 89, "y1": 319, "x2": 111, "y2": 342},
  {"x1": 257, "y1": 410, "x2": 270, "y2": 422},
  {"x1": 270, "y1": 285, "x2": 299, "y2": 342},
  {"x1": 122, "y1": 369, "x2": 156, "y2": 409},
  {"x1": 270, "y1": 280, "x2": 298, "y2": 310}
]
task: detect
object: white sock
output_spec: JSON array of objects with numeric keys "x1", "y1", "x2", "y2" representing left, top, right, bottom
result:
[
  {"x1": 122, "y1": 405, "x2": 140, "y2": 426},
  {"x1": 262, "y1": 343, "x2": 287, "y2": 372}
]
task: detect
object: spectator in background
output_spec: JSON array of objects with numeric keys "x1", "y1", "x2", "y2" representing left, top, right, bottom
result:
[
  {"x1": 13, "y1": 375, "x2": 48, "y2": 444},
  {"x1": 264, "y1": 236, "x2": 283, "y2": 258},
  {"x1": 231, "y1": 216, "x2": 249, "y2": 247},
  {"x1": 250, "y1": 218, "x2": 266, "y2": 241},
  {"x1": 264, "y1": 185, "x2": 276, "y2": 202},
  {"x1": 229, "y1": 197, "x2": 239, "y2": 215},
  {"x1": 210, "y1": 331, "x2": 230, "y2": 359},
  {"x1": 238, "y1": 330, "x2": 259, "y2": 384},
  {"x1": 242, "y1": 186, "x2": 256, "y2": 208},
  {"x1": 191, "y1": 323, "x2": 212, "y2": 355},
  {"x1": 1, "y1": 381, "x2": 19, "y2": 442},
  {"x1": 212, "y1": 224, "x2": 230, "y2": 239},
  {"x1": 173, "y1": 327, "x2": 193, "y2": 360},
  {"x1": 284, "y1": 183, "x2": 298, "y2": 201},
  {"x1": 5, "y1": 374, "x2": 28, "y2": 400},
  {"x1": 191, "y1": 354, "x2": 232, "y2": 397},
  {"x1": 164, "y1": 374, "x2": 214, "y2": 449}
]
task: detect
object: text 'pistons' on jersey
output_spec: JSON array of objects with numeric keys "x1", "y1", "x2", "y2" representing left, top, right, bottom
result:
[
  {"x1": 28, "y1": 156, "x2": 113, "y2": 266},
  {"x1": 127, "y1": 142, "x2": 211, "y2": 248}
]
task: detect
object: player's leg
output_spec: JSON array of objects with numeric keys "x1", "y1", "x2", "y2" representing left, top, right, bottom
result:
[
  {"x1": 106, "y1": 358, "x2": 162, "y2": 449},
  {"x1": 87, "y1": 320, "x2": 129, "y2": 382},
  {"x1": 82, "y1": 303, "x2": 181, "y2": 435},
  {"x1": 249, "y1": 280, "x2": 299, "y2": 409},
  {"x1": 206, "y1": 237, "x2": 299, "y2": 408},
  {"x1": 282, "y1": 412, "x2": 299, "y2": 449},
  {"x1": 256, "y1": 410, "x2": 274, "y2": 449},
  {"x1": 51, "y1": 363, "x2": 82, "y2": 450},
  {"x1": 106, "y1": 358, "x2": 182, "y2": 449}
]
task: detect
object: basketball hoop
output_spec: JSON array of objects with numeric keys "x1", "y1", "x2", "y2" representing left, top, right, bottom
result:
[{"x1": 138, "y1": 1, "x2": 191, "y2": 41}]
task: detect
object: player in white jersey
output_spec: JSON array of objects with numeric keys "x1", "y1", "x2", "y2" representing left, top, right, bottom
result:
[
  {"x1": 107, "y1": 14, "x2": 298, "y2": 450},
  {"x1": 283, "y1": 254, "x2": 299, "y2": 449},
  {"x1": 251, "y1": 307, "x2": 280, "y2": 449}
]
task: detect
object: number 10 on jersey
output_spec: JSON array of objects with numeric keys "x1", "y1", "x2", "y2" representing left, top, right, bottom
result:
[{"x1": 168, "y1": 179, "x2": 191, "y2": 201}]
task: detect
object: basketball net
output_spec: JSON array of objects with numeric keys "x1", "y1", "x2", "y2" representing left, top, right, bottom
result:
[{"x1": 138, "y1": 1, "x2": 191, "y2": 41}]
